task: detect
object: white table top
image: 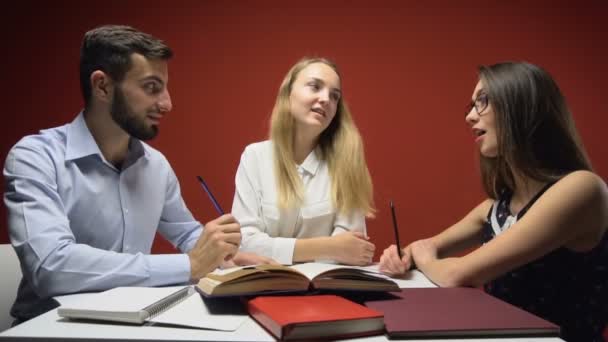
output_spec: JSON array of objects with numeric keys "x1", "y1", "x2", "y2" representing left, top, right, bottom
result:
[{"x1": 0, "y1": 269, "x2": 564, "y2": 341}]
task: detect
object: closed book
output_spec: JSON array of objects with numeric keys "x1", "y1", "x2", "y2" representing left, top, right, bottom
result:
[
  {"x1": 57, "y1": 286, "x2": 246, "y2": 331},
  {"x1": 365, "y1": 287, "x2": 560, "y2": 338},
  {"x1": 197, "y1": 262, "x2": 399, "y2": 297},
  {"x1": 248, "y1": 295, "x2": 384, "y2": 341}
]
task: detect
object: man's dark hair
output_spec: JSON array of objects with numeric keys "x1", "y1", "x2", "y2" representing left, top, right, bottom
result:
[{"x1": 79, "y1": 25, "x2": 173, "y2": 108}]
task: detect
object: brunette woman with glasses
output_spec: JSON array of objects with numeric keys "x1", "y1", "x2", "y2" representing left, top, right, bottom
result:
[{"x1": 379, "y1": 62, "x2": 607, "y2": 341}]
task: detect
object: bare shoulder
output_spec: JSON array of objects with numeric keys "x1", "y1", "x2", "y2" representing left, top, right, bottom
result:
[
  {"x1": 550, "y1": 170, "x2": 608, "y2": 204},
  {"x1": 544, "y1": 170, "x2": 608, "y2": 248},
  {"x1": 558, "y1": 169, "x2": 604, "y2": 185}
]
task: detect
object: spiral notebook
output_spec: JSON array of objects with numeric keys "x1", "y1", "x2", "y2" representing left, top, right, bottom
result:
[{"x1": 57, "y1": 286, "x2": 246, "y2": 331}]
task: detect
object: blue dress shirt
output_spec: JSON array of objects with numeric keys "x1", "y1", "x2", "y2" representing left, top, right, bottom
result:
[{"x1": 3, "y1": 113, "x2": 201, "y2": 320}]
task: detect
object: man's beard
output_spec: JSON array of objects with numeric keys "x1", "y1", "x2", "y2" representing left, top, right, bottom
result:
[{"x1": 110, "y1": 87, "x2": 158, "y2": 141}]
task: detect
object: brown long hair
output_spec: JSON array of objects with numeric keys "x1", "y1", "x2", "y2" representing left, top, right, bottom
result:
[{"x1": 478, "y1": 62, "x2": 592, "y2": 198}]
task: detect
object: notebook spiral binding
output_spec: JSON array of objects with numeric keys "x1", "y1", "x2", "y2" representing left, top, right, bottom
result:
[{"x1": 144, "y1": 286, "x2": 193, "y2": 319}]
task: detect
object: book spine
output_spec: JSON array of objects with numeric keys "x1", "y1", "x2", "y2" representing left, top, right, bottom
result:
[
  {"x1": 248, "y1": 301, "x2": 283, "y2": 340},
  {"x1": 144, "y1": 286, "x2": 193, "y2": 319}
]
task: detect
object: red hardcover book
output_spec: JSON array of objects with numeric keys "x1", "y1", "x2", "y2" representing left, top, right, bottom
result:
[
  {"x1": 248, "y1": 295, "x2": 384, "y2": 341},
  {"x1": 365, "y1": 287, "x2": 560, "y2": 338}
]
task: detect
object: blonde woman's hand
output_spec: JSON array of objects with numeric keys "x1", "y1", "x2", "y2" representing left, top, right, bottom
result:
[
  {"x1": 229, "y1": 251, "x2": 280, "y2": 267},
  {"x1": 330, "y1": 231, "x2": 376, "y2": 266},
  {"x1": 378, "y1": 244, "x2": 413, "y2": 276}
]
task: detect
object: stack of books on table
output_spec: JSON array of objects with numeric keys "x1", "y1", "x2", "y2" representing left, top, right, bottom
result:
[{"x1": 198, "y1": 262, "x2": 398, "y2": 340}]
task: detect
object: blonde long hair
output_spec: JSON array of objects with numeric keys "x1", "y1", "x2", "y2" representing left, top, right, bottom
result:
[{"x1": 269, "y1": 57, "x2": 374, "y2": 215}]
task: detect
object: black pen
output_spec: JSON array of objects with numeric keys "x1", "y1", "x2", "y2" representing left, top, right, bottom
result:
[
  {"x1": 196, "y1": 176, "x2": 225, "y2": 215},
  {"x1": 389, "y1": 200, "x2": 403, "y2": 259}
]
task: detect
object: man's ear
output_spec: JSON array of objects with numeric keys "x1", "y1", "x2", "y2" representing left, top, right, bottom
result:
[{"x1": 90, "y1": 70, "x2": 113, "y2": 103}]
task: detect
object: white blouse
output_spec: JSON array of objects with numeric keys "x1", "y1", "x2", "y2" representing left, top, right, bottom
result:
[{"x1": 231, "y1": 140, "x2": 366, "y2": 264}]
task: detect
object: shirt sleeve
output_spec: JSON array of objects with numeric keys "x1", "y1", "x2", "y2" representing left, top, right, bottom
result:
[
  {"x1": 156, "y1": 161, "x2": 203, "y2": 254},
  {"x1": 3, "y1": 141, "x2": 192, "y2": 299},
  {"x1": 231, "y1": 146, "x2": 297, "y2": 265},
  {"x1": 332, "y1": 210, "x2": 367, "y2": 236}
]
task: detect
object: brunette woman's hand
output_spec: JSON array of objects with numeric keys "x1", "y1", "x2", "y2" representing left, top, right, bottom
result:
[
  {"x1": 410, "y1": 238, "x2": 438, "y2": 268},
  {"x1": 379, "y1": 244, "x2": 413, "y2": 276}
]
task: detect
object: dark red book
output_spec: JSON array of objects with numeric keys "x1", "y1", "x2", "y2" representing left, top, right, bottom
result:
[
  {"x1": 365, "y1": 287, "x2": 560, "y2": 338},
  {"x1": 248, "y1": 295, "x2": 384, "y2": 341}
]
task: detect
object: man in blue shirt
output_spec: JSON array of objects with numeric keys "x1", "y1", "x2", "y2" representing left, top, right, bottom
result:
[{"x1": 3, "y1": 25, "x2": 258, "y2": 323}]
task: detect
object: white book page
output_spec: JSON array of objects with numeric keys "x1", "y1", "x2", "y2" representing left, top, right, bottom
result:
[
  {"x1": 150, "y1": 293, "x2": 247, "y2": 331},
  {"x1": 387, "y1": 269, "x2": 437, "y2": 288},
  {"x1": 290, "y1": 262, "x2": 410, "y2": 284},
  {"x1": 208, "y1": 265, "x2": 254, "y2": 276},
  {"x1": 347, "y1": 263, "x2": 404, "y2": 280},
  {"x1": 353, "y1": 264, "x2": 437, "y2": 288},
  {"x1": 289, "y1": 262, "x2": 370, "y2": 279}
]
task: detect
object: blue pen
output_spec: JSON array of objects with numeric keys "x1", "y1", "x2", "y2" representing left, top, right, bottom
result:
[
  {"x1": 389, "y1": 200, "x2": 403, "y2": 259},
  {"x1": 196, "y1": 176, "x2": 225, "y2": 215}
]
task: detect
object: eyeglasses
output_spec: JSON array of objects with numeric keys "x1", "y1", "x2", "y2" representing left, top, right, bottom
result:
[{"x1": 465, "y1": 93, "x2": 489, "y2": 116}]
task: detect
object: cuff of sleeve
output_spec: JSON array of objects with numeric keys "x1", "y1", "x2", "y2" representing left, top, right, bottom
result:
[
  {"x1": 182, "y1": 229, "x2": 202, "y2": 253},
  {"x1": 146, "y1": 254, "x2": 191, "y2": 286},
  {"x1": 331, "y1": 227, "x2": 349, "y2": 236},
  {"x1": 272, "y1": 237, "x2": 296, "y2": 265}
]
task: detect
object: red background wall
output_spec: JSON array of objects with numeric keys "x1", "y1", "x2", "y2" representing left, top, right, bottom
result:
[{"x1": 2, "y1": 1, "x2": 607, "y2": 259}]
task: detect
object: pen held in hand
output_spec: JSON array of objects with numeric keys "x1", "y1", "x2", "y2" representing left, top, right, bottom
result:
[
  {"x1": 196, "y1": 176, "x2": 225, "y2": 215},
  {"x1": 389, "y1": 200, "x2": 403, "y2": 259}
]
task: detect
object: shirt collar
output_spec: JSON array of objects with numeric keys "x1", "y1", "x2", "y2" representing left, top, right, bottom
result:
[
  {"x1": 298, "y1": 148, "x2": 321, "y2": 176},
  {"x1": 65, "y1": 112, "x2": 103, "y2": 161},
  {"x1": 65, "y1": 112, "x2": 147, "y2": 163}
]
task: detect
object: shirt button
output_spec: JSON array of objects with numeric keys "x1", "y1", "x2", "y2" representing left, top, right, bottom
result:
[{"x1": 125, "y1": 209, "x2": 129, "y2": 214}]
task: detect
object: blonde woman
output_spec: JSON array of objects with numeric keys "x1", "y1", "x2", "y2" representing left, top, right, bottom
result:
[{"x1": 231, "y1": 57, "x2": 375, "y2": 266}]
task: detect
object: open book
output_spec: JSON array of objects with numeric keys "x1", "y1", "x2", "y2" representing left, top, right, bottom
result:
[
  {"x1": 57, "y1": 286, "x2": 246, "y2": 331},
  {"x1": 196, "y1": 262, "x2": 400, "y2": 297}
]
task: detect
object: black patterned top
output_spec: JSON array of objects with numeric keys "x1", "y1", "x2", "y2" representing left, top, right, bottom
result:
[{"x1": 482, "y1": 183, "x2": 608, "y2": 341}]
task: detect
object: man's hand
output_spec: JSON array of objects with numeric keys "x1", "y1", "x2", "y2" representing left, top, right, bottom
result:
[
  {"x1": 329, "y1": 231, "x2": 376, "y2": 266},
  {"x1": 188, "y1": 214, "x2": 241, "y2": 279}
]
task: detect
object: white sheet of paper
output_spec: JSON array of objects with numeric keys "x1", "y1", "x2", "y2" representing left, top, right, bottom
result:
[{"x1": 150, "y1": 293, "x2": 247, "y2": 331}]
